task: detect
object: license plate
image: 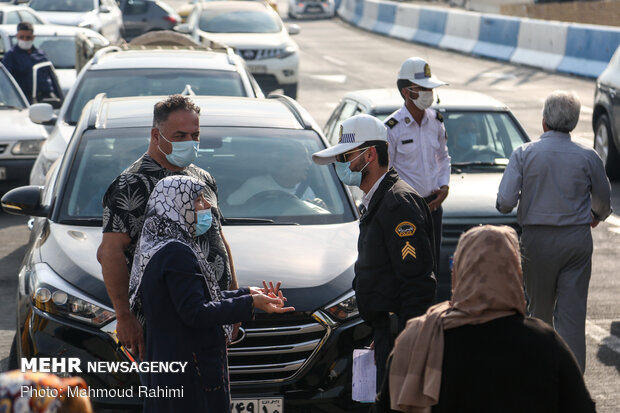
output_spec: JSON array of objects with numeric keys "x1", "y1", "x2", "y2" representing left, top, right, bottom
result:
[
  {"x1": 307, "y1": 6, "x2": 323, "y2": 12},
  {"x1": 249, "y1": 65, "x2": 267, "y2": 74},
  {"x1": 0, "y1": 167, "x2": 6, "y2": 180},
  {"x1": 231, "y1": 398, "x2": 283, "y2": 413}
]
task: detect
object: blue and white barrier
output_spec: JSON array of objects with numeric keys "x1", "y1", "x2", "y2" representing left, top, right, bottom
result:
[{"x1": 337, "y1": 0, "x2": 620, "y2": 78}]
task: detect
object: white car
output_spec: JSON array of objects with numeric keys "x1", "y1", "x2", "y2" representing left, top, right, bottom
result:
[
  {"x1": 27, "y1": 0, "x2": 123, "y2": 43},
  {"x1": 288, "y1": 0, "x2": 335, "y2": 19},
  {"x1": 0, "y1": 4, "x2": 47, "y2": 24},
  {"x1": 177, "y1": 1, "x2": 300, "y2": 98},
  {"x1": 27, "y1": 45, "x2": 264, "y2": 185},
  {"x1": 0, "y1": 24, "x2": 109, "y2": 95},
  {"x1": 0, "y1": 64, "x2": 48, "y2": 194}
]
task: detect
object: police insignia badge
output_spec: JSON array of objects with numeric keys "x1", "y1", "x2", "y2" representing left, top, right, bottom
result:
[
  {"x1": 404, "y1": 117, "x2": 411, "y2": 124},
  {"x1": 424, "y1": 63, "x2": 431, "y2": 78},
  {"x1": 338, "y1": 125, "x2": 343, "y2": 143},
  {"x1": 402, "y1": 241, "x2": 416, "y2": 260},
  {"x1": 386, "y1": 118, "x2": 398, "y2": 129},
  {"x1": 436, "y1": 112, "x2": 444, "y2": 122},
  {"x1": 395, "y1": 221, "x2": 416, "y2": 237}
]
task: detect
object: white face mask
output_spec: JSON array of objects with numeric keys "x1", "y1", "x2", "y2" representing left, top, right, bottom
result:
[
  {"x1": 410, "y1": 90, "x2": 434, "y2": 110},
  {"x1": 17, "y1": 40, "x2": 33, "y2": 50}
]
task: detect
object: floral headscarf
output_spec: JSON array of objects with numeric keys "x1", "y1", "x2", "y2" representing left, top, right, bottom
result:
[{"x1": 128, "y1": 176, "x2": 232, "y2": 342}]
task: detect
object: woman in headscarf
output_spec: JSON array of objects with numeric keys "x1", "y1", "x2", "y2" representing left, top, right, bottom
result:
[
  {"x1": 128, "y1": 175, "x2": 294, "y2": 413},
  {"x1": 372, "y1": 225, "x2": 595, "y2": 413}
]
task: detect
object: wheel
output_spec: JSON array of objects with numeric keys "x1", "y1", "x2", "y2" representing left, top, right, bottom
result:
[
  {"x1": 282, "y1": 83, "x2": 298, "y2": 99},
  {"x1": 8, "y1": 333, "x2": 18, "y2": 370},
  {"x1": 594, "y1": 114, "x2": 620, "y2": 180}
]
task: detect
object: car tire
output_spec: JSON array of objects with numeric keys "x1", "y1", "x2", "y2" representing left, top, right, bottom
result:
[
  {"x1": 8, "y1": 333, "x2": 18, "y2": 370},
  {"x1": 594, "y1": 113, "x2": 620, "y2": 180},
  {"x1": 282, "y1": 83, "x2": 298, "y2": 99}
]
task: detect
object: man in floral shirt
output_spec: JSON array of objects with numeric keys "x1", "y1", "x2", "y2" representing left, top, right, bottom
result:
[{"x1": 97, "y1": 95, "x2": 238, "y2": 361}]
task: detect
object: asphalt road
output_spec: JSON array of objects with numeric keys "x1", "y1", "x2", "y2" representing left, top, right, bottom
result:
[{"x1": 1, "y1": 2, "x2": 619, "y2": 411}]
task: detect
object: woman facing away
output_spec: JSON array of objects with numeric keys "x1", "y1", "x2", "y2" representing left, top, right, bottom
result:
[
  {"x1": 128, "y1": 175, "x2": 294, "y2": 413},
  {"x1": 373, "y1": 225, "x2": 596, "y2": 413}
]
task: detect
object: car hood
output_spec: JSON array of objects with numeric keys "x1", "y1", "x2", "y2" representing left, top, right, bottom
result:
[
  {"x1": 0, "y1": 109, "x2": 47, "y2": 142},
  {"x1": 41, "y1": 222, "x2": 360, "y2": 312},
  {"x1": 36, "y1": 11, "x2": 92, "y2": 26},
  {"x1": 201, "y1": 31, "x2": 288, "y2": 49},
  {"x1": 443, "y1": 171, "x2": 511, "y2": 217}
]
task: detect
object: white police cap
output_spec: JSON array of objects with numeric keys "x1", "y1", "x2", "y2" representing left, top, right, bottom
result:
[
  {"x1": 312, "y1": 114, "x2": 387, "y2": 165},
  {"x1": 398, "y1": 57, "x2": 447, "y2": 89}
]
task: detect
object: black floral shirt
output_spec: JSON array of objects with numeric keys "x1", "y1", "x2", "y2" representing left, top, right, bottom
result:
[{"x1": 102, "y1": 154, "x2": 232, "y2": 290}]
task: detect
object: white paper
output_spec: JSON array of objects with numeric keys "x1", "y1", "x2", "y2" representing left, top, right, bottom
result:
[{"x1": 352, "y1": 348, "x2": 377, "y2": 402}]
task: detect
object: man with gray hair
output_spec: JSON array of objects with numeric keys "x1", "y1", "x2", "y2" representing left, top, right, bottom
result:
[{"x1": 496, "y1": 90, "x2": 611, "y2": 372}]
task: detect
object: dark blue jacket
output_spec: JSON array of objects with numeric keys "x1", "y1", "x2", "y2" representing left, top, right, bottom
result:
[{"x1": 2, "y1": 45, "x2": 53, "y2": 102}]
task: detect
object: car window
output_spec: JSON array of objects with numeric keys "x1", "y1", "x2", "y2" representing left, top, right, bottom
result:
[
  {"x1": 18, "y1": 10, "x2": 45, "y2": 24},
  {"x1": 443, "y1": 111, "x2": 527, "y2": 165},
  {"x1": 0, "y1": 69, "x2": 28, "y2": 109},
  {"x1": 199, "y1": 9, "x2": 281, "y2": 33},
  {"x1": 124, "y1": 0, "x2": 149, "y2": 15},
  {"x1": 58, "y1": 127, "x2": 355, "y2": 225},
  {"x1": 10, "y1": 35, "x2": 78, "y2": 69},
  {"x1": 65, "y1": 68, "x2": 247, "y2": 124},
  {"x1": 30, "y1": 0, "x2": 95, "y2": 13},
  {"x1": 6, "y1": 11, "x2": 20, "y2": 24}
]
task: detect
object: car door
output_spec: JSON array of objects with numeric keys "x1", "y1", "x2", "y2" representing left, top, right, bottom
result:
[{"x1": 122, "y1": 0, "x2": 151, "y2": 39}]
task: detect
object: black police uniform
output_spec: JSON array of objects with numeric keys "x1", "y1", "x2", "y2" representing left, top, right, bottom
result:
[{"x1": 353, "y1": 168, "x2": 436, "y2": 389}]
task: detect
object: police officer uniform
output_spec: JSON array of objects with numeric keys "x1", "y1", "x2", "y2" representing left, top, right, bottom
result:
[
  {"x1": 312, "y1": 114, "x2": 436, "y2": 391},
  {"x1": 386, "y1": 57, "x2": 451, "y2": 273}
]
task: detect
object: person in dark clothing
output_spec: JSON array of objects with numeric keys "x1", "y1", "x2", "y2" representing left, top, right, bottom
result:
[
  {"x1": 372, "y1": 225, "x2": 596, "y2": 413},
  {"x1": 129, "y1": 175, "x2": 294, "y2": 413},
  {"x1": 312, "y1": 114, "x2": 436, "y2": 391},
  {"x1": 1, "y1": 22, "x2": 54, "y2": 103}
]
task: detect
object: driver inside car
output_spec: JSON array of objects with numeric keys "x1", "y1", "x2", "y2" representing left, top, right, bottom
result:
[{"x1": 227, "y1": 140, "x2": 327, "y2": 210}]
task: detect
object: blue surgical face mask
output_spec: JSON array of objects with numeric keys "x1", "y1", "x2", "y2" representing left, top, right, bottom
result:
[
  {"x1": 158, "y1": 129, "x2": 199, "y2": 168},
  {"x1": 458, "y1": 132, "x2": 478, "y2": 149},
  {"x1": 335, "y1": 149, "x2": 369, "y2": 187},
  {"x1": 195, "y1": 208, "x2": 212, "y2": 237}
]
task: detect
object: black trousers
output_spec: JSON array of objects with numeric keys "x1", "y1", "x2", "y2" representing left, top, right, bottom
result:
[
  {"x1": 424, "y1": 194, "x2": 443, "y2": 274},
  {"x1": 373, "y1": 325, "x2": 394, "y2": 393}
]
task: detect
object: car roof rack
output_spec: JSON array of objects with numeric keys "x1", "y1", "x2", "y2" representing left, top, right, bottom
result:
[
  {"x1": 267, "y1": 93, "x2": 314, "y2": 130},
  {"x1": 87, "y1": 92, "x2": 108, "y2": 130}
]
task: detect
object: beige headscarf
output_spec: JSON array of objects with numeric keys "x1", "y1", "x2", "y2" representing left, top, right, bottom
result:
[{"x1": 388, "y1": 225, "x2": 527, "y2": 412}]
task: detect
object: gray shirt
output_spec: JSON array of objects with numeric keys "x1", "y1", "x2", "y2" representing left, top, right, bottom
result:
[{"x1": 496, "y1": 130, "x2": 612, "y2": 226}]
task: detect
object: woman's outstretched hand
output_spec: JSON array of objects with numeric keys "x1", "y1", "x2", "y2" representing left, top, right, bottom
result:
[{"x1": 252, "y1": 293, "x2": 295, "y2": 313}]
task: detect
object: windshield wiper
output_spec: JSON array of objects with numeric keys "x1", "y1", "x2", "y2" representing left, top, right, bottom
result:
[
  {"x1": 58, "y1": 218, "x2": 102, "y2": 225},
  {"x1": 223, "y1": 218, "x2": 299, "y2": 225}
]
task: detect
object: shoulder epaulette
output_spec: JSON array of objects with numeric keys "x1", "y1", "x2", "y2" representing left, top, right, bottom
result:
[
  {"x1": 436, "y1": 112, "x2": 444, "y2": 122},
  {"x1": 386, "y1": 118, "x2": 398, "y2": 128}
]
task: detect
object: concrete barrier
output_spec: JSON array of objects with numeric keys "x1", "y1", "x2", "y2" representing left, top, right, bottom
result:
[
  {"x1": 357, "y1": 0, "x2": 380, "y2": 32},
  {"x1": 439, "y1": 9, "x2": 481, "y2": 54},
  {"x1": 373, "y1": 1, "x2": 397, "y2": 36},
  {"x1": 337, "y1": 0, "x2": 356, "y2": 23},
  {"x1": 557, "y1": 25, "x2": 620, "y2": 78},
  {"x1": 511, "y1": 19, "x2": 568, "y2": 71},
  {"x1": 412, "y1": 8, "x2": 448, "y2": 47},
  {"x1": 389, "y1": 4, "x2": 420, "y2": 42},
  {"x1": 472, "y1": 15, "x2": 520, "y2": 60}
]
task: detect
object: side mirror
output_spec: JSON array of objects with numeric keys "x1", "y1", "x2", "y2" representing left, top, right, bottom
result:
[
  {"x1": 1, "y1": 185, "x2": 48, "y2": 217},
  {"x1": 174, "y1": 23, "x2": 191, "y2": 34},
  {"x1": 287, "y1": 24, "x2": 301, "y2": 35},
  {"x1": 29, "y1": 103, "x2": 56, "y2": 125}
]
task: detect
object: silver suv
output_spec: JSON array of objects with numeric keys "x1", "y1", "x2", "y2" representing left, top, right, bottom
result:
[{"x1": 28, "y1": 44, "x2": 264, "y2": 186}]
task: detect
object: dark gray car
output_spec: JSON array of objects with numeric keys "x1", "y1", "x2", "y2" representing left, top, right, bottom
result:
[{"x1": 119, "y1": 0, "x2": 181, "y2": 41}]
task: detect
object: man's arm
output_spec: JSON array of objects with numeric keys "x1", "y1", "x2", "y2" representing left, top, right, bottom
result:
[
  {"x1": 590, "y1": 152, "x2": 612, "y2": 222},
  {"x1": 221, "y1": 230, "x2": 238, "y2": 290},
  {"x1": 96, "y1": 232, "x2": 144, "y2": 360},
  {"x1": 496, "y1": 149, "x2": 523, "y2": 214},
  {"x1": 2, "y1": 51, "x2": 15, "y2": 74}
]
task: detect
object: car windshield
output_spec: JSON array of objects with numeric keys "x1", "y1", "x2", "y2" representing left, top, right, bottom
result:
[
  {"x1": 10, "y1": 35, "x2": 106, "y2": 69},
  {"x1": 58, "y1": 127, "x2": 355, "y2": 225},
  {"x1": 442, "y1": 111, "x2": 526, "y2": 166},
  {"x1": 0, "y1": 69, "x2": 27, "y2": 109},
  {"x1": 29, "y1": 0, "x2": 94, "y2": 12},
  {"x1": 65, "y1": 68, "x2": 247, "y2": 124},
  {"x1": 199, "y1": 9, "x2": 281, "y2": 33}
]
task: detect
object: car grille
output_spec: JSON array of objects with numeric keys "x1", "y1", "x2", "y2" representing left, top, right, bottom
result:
[
  {"x1": 442, "y1": 220, "x2": 521, "y2": 244},
  {"x1": 0, "y1": 144, "x2": 7, "y2": 154},
  {"x1": 228, "y1": 313, "x2": 327, "y2": 384},
  {"x1": 237, "y1": 48, "x2": 281, "y2": 61}
]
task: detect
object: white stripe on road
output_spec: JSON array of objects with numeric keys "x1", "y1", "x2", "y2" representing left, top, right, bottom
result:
[
  {"x1": 581, "y1": 105, "x2": 594, "y2": 115},
  {"x1": 605, "y1": 214, "x2": 620, "y2": 235},
  {"x1": 322, "y1": 55, "x2": 345, "y2": 66},
  {"x1": 586, "y1": 320, "x2": 620, "y2": 355},
  {"x1": 309, "y1": 74, "x2": 347, "y2": 83}
]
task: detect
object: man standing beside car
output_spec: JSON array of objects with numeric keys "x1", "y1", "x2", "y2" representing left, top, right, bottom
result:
[
  {"x1": 496, "y1": 90, "x2": 612, "y2": 373},
  {"x1": 312, "y1": 114, "x2": 436, "y2": 390},
  {"x1": 2, "y1": 22, "x2": 54, "y2": 103},
  {"x1": 385, "y1": 57, "x2": 451, "y2": 273},
  {"x1": 97, "y1": 95, "x2": 239, "y2": 361}
]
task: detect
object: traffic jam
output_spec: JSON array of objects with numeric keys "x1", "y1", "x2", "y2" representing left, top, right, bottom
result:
[{"x1": 0, "y1": 0, "x2": 618, "y2": 412}]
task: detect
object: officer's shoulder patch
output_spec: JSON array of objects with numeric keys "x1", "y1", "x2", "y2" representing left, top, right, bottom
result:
[
  {"x1": 385, "y1": 118, "x2": 398, "y2": 128},
  {"x1": 395, "y1": 221, "x2": 416, "y2": 238},
  {"x1": 436, "y1": 112, "x2": 444, "y2": 122}
]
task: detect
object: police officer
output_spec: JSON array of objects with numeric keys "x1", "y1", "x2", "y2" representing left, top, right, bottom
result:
[
  {"x1": 312, "y1": 114, "x2": 436, "y2": 390},
  {"x1": 385, "y1": 57, "x2": 451, "y2": 272}
]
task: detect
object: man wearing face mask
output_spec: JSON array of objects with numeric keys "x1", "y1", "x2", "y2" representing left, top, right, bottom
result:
[
  {"x1": 312, "y1": 114, "x2": 436, "y2": 390},
  {"x1": 2, "y1": 22, "x2": 54, "y2": 103},
  {"x1": 97, "y1": 95, "x2": 239, "y2": 362},
  {"x1": 385, "y1": 57, "x2": 451, "y2": 274}
]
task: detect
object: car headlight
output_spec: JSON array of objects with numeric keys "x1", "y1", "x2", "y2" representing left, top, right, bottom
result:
[
  {"x1": 323, "y1": 290, "x2": 359, "y2": 322},
  {"x1": 11, "y1": 139, "x2": 46, "y2": 156},
  {"x1": 29, "y1": 262, "x2": 115, "y2": 327},
  {"x1": 278, "y1": 45, "x2": 297, "y2": 59}
]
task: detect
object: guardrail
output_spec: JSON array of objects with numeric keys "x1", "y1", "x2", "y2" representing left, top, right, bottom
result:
[{"x1": 336, "y1": 0, "x2": 620, "y2": 78}]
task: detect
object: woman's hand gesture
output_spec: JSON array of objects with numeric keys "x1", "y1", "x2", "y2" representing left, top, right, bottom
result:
[{"x1": 252, "y1": 293, "x2": 295, "y2": 314}]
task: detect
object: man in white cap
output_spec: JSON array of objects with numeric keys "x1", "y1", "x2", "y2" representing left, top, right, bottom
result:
[
  {"x1": 385, "y1": 57, "x2": 451, "y2": 273},
  {"x1": 313, "y1": 114, "x2": 436, "y2": 390}
]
